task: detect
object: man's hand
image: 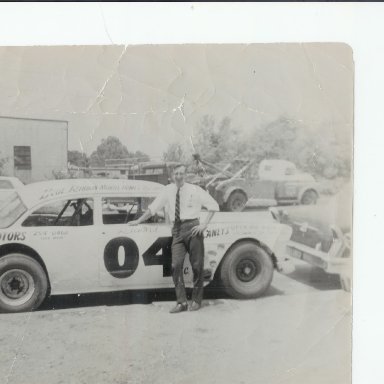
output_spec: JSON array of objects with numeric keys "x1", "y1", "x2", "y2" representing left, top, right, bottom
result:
[
  {"x1": 191, "y1": 223, "x2": 207, "y2": 237},
  {"x1": 127, "y1": 209, "x2": 152, "y2": 226}
]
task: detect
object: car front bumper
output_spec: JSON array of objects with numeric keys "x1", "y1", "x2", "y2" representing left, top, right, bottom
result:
[{"x1": 285, "y1": 239, "x2": 350, "y2": 274}]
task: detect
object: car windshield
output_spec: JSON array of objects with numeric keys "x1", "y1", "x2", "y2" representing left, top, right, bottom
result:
[{"x1": 0, "y1": 192, "x2": 27, "y2": 228}]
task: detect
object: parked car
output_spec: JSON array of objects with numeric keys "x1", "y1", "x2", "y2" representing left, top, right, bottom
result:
[
  {"x1": 0, "y1": 178, "x2": 292, "y2": 313},
  {"x1": 269, "y1": 182, "x2": 352, "y2": 291},
  {"x1": 0, "y1": 176, "x2": 24, "y2": 202},
  {"x1": 192, "y1": 156, "x2": 320, "y2": 212}
]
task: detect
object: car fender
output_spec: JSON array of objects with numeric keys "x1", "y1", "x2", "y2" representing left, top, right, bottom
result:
[
  {"x1": 221, "y1": 186, "x2": 248, "y2": 203},
  {"x1": 0, "y1": 241, "x2": 51, "y2": 292},
  {"x1": 202, "y1": 220, "x2": 292, "y2": 279},
  {"x1": 298, "y1": 184, "x2": 319, "y2": 201}
]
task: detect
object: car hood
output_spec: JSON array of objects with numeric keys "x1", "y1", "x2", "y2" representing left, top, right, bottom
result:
[
  {"x1": 271, "y1": 183, "x2": 352, "y2": 251},
  {"x1": 279, "y1": 198, "x2": 351, "y2": 234}
]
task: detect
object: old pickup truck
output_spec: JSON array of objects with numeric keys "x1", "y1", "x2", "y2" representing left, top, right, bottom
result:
[
  {"x1": 192, "y1": 156, "x2": 320, "y2": 212},
  {"x1": 99, "y1": 156, "x2": 319, "y2": 213}
]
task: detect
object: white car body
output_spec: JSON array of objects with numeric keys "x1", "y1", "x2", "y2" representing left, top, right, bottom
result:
[
  {"x1": 0, "y1": 179, "x2": 291, "y2": 310},
  {"x1": 0, "y1": 176, "x2": 24, "y2": 202}
]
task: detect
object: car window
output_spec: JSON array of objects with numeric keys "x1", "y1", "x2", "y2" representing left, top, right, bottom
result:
[
  {"x1": 102, "y1": 196, "x2": 165, "y2": 225},
  {"x1": 0, "y1": 180, "x2": 13, "y2": 190},
  {"x1": 0, "y1": 192, "x2": 27, "y2": 228},
  {"x1": 22, "y1": 198, "x2": 94, "y2": 227},
  {"x1": 285, "y1": 167, "x2": 296, "y2": 175},
  {"x1": 144, "y1": 168, "x2": 164, "y2": 175}
]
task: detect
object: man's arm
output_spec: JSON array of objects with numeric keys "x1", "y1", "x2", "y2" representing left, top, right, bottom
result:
[
  {"x1": 127, "y1": 209, "x2": 153, "y2": 226},
  {"x1": 127, "y1": 187, "x2": 168, "y2": 226},
  {"x1": 191, "y1": 187, "x2": 219, "y2": 236}
]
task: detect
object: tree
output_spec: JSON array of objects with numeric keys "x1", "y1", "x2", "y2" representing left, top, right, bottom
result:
[
  {"x1": 0, "y1": 155, "x2": 8, "y2": 176},
  {"x1": 192, "y1": 115, "x2": 242, "y2": 164},
  {"x1": 163, "y1": 142, "x2": 187, "y2": 162},
  {"x1": 132, "y1": 150, "x2": 150, "y2": 162},
  {"x1": 163, "y1": 115, "x2": 351, "y2": 180},
  {"x1": 243, "y1": 117, "x2": 351, "y2": 179},
  {"x1": 68, "y1": 150, "x2": 89, "y2": 168},
  {"x1": 89, "y1": 136, "x2": 149, "y2": 167},
  {"x1": 242, "y1": 117, "x2": 299, "y2": 163}
]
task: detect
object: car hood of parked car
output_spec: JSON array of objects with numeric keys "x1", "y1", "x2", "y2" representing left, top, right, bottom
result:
[
  {"x1": 270, "y1": 182, "x2": 352, "y2": 251},
  {"x1": 282, "y1": 182, "x2": 351, "y2": 228}
]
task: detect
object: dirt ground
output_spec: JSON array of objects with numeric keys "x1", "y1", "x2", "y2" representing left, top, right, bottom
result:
[{"x1": 0, "y1": 260, "x2": 351, "y2": 384}]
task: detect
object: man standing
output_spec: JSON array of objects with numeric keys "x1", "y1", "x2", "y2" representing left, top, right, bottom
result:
[{"x1": 128, "y1": 164, "x2": 219, "y2": 313}]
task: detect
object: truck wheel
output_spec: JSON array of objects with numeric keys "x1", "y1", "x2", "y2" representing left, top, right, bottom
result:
[
  {"x1": 0, "y1": 254, "x2": 48, "y2": 313},
  {"x1": 220, "y1": 242, "x2": 274, "y2": 299},
  {"x1": 301, "y1": 190, "x2": 318, "y2": 205},
  {"x1": 225, "y1": 191, "x2": 247, "y2": 212}
]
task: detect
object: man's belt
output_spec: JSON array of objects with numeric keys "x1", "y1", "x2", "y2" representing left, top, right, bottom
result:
[{"x1": 173, "y1": 218, "x2": 199, "y2": 225}]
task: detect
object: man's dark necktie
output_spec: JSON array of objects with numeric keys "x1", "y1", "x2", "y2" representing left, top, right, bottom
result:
[{"x1": 175, "y1": 187, "x2": 181, "y2": 223}]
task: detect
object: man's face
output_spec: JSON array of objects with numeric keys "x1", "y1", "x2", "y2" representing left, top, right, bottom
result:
[{"x1": 173, "y1": 166, "x2": 186, "y2": 187}]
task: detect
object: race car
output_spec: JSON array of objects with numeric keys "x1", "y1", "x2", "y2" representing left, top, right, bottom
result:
[
  {"x1": 0, "y1": 179, "x2": 292, "y2": 313},
  {"x1": 0, "y1": 176, "x2": 24, "y2": 202}
]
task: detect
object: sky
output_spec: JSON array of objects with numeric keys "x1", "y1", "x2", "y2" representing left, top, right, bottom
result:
[{"x1": 0, "y1": 43, "x2": 353, "y2": 158}]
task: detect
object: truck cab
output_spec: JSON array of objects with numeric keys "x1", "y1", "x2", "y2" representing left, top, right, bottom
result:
[{"x1": 258, "y1": 160, "x2": 315, "y2": 182}]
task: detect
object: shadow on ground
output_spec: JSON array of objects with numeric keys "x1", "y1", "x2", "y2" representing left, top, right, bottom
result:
[
  {"x1": 37, "y1": 262, "x2": 340, "y2": 312},
  {"x1": 38, "y1": 284, "x2": 284, "y2": 312},
  {"x1": 285, "y1": 264, "x2": 342, "y2": 291}
]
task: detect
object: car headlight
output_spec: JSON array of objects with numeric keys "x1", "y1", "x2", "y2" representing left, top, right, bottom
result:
[{"x1": 274, "y1": 224, "x2": 293, "y2": 260}]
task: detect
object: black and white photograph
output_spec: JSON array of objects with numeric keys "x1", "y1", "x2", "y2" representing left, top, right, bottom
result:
[{"x1": 0, "y1": 5, "x2": 361, "y2": 384}]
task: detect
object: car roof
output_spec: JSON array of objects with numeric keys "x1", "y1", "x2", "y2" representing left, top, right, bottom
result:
[
  {"x1": 0, "y1": 176, "x2": 24, "y2": 188},
  {"x1": 17, "y1": 178, "x2": 165, "y2": 209}
]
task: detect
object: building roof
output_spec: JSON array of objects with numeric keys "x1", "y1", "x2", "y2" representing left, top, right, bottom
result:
[
  {"x1": 17, "y1": 178, "x2": 164, "y2": 209},
  {"x1": 0, "y1": 115, "x2": 69, "y2": 124},
  {"x1": 140, "y1": 161, "x2": 181, "y2": 169}
]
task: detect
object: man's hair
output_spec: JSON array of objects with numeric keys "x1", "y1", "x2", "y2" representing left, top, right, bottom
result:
[{"x1": 173, "y1": 163, "x2": 186, "y2": 172}]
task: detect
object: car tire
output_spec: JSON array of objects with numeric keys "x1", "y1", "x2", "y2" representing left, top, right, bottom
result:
[
  {"x1": 301, "y1": 190, "x2": 318, "y2": 205},
  {"x1": 225, "y1": 191, "x2": 247, "y2": 212},
  {"x1": 220, "y1": 242, "x2": 274, "y2": 299},
  {"x1": 0, "y1": 254, "x2": 48, "y2": 313}
]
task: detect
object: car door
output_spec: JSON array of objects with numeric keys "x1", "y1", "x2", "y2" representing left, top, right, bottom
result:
[
  {"x1": 20, "y1": 197, "x2": 99, "y2": 294},
  {"x1": 275, "y1": 181, "x2": 300, "y2": 201},
  {"x1": 98, "y1": 195, "x2": 178, "y2": 289}
]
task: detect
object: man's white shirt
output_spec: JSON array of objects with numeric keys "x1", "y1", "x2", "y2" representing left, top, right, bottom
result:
[{"x1": 148, "y1": 182, "x2": 219, "y2": 223}]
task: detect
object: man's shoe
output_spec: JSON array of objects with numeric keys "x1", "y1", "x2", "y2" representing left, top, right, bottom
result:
[
  {"x1": 169, "y1": 303, "x2": 188, "y2": 314},
  {"x1": 189, "y1": 301, "x2": 201, "y2": 311}
]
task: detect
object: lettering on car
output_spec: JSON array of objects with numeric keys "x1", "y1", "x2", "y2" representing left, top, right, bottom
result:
[
  {"x1": 0, "y1": 232, "x2": 26, "y2": 242},
  {"x1": 104, "y1": 237, "x2": 173, "y2": 278}
]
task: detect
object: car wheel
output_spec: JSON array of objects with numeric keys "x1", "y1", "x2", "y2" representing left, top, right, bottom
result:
[
  {"x1": 0, "y1": 254, "x2": 48, "y2": 313},
  {"x1": 301, "y1": 190, "x2": 318, "y2": 205},
  {"x1": 220, "y1": 242, "x2": 274, "y2": 299},
  {"x1": 225, "y1": 191, "x2": 247, "y2": 212}
]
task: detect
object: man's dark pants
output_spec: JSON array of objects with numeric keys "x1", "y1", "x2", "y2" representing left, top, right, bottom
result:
[{"x1": 171, "y1": 219, "x2": 204, "y2": 305}]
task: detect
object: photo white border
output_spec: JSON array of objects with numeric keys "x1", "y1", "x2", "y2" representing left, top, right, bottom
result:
[{"x1": 0, "y1": 3, "x2": 381, "y2": 383}]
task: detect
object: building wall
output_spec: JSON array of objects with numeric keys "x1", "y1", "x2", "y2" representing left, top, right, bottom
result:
[{"x1": 0, "y1": 117, "x2": 68, "y2": 183}]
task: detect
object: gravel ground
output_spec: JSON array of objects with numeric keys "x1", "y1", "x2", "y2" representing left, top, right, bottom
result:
[{"x1": 0, "y1": 261, "x2": 351, "y2": 384}]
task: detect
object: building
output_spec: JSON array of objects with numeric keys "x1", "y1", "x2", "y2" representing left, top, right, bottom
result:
[{"x1": 0, "y1": 116, "x2": 68, "y2": 183}]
